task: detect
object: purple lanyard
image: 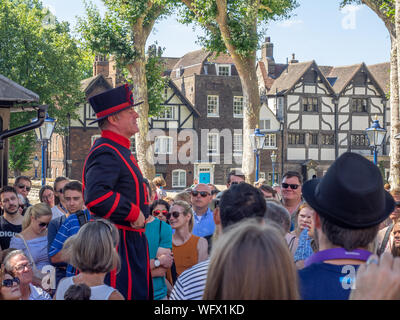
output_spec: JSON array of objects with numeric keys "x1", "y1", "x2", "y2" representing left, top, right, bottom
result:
[{"x1": 304, "y1": 248, "x2": 372, "y2": 268}]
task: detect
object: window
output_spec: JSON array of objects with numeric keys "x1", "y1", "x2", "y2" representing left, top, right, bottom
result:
[
  {"x1": 217, "y1": 64, "x2": 231, "y2": 76},
  {"x1": 321, "y1": 134, "x2": 335, "y2": 145},
  {"x1": 91, "y1": 135, "x2": 101, "y2": 146},
  {"x1": 351, "y1": 134, "x2": 369, "y2": 147},
  {"x1": 263, "y1": 134, "x2": 276, "y2": 148},
  {"x1": 288, "y1": 133, "x2": 305, "y2": 145},
  {"x1": 233, "y1": 134, "x2": 243, "y2": 154},
  {"x1": 154, "y1": 136, "x2": 173, "y2": 154},
  {"x1": 158, "y1": 106, "x2": 175, "y2": 120},
  {"x1": 260, "y1": 119, "x2": 271, "y2": 130},
  {"x1": 303, "y1": 97, "x2": 319, "y2": 112},
  {"x1": 352, "y1": 98, "x2": 368, "y2": 113},
  {"x1": 207, "y1": 95, "x2": 219, "y2": 117},
  {"x1": 233, "y1": 96, "x2": 243, "y2": 118},
  {"x1": 207, "y1": 133, "x2": 219, "y2": 155},
  {"x1": 309, "y1": 133, "x2": 318, "y2": 145},
  {"x1": 172, "y1": 170, "x2": 186, "y2": 188}
]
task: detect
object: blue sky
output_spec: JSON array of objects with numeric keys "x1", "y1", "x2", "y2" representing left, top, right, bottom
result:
[{"x1": 41, "y1": 0, "x2": 390, "y2": 67}]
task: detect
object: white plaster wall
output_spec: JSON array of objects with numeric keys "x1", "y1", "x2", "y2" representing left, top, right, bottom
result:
[
  {"x1": 304, "y1": 85, "x2": 315, "y2": 94},
  {"x1": 352, "y1": 116, "x2": 369, "y2": 131},
  {"x1": 308, "y1": 148, "x2": 319, "y2": 160},
  {"x1": 354, "y1": 87, "x2": 365, "y2": 95},
  {"x1": 302, "y1": 115, "x2": 320, "y2": 130},
  {"x1": 367, "y1": 85, "x2": 378, "y2": 96},
  {"x1": 287, "y1": 114, "x2": 300, "y2": 129},
  {"x1": 320, "y1": 148, "x2": 335, "y2": 161},
  {"x1": 370, "y1": 97, "x2": 384, "y2": 113},
  {"x1": 338, "y1": 115, "x2": 350, "y2": 130},
  {"x1": 287, "y1": 95, "x2": 300, "y2": 111},
  {"x1": 321, "y1": 115, "x2": 334, "y2": 130},
  {"x1": 321, "y1": 97, "x2": 334, "y2": 113},
  {"x1": 287, "y1": 148, "x2": 306, "y2": 160},
  {"x1": 338, "y1": 133, "x2": 348, "y2": 146},
  {"x1": 338, "y1": 98, "x2": 350, "y2": 112}
]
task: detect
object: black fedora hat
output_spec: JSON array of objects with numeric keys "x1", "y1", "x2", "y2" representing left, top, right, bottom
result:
[
  {"x1": 88, "y1": 84, "x2": 143, "y2": 125},
  {"x1": 302, "y1": 152, "x2": 394, "y2": 229}
]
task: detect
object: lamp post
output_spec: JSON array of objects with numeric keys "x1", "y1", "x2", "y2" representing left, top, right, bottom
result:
[
  {"x1": 250, "y1": 127, "x2": 266, "y2": 182},
  {"x1": 33, "y1": 155, "x2": 39, "y2": 179},
  {"x1": 365, "y1": 117, "x2": 386, "y2": 165},
  {"x1": 31, "y1": 114, "x2": 56, "y2": 186},
  {"x1": 270, "y1": 151, "x2": 277, "y2": 185}
]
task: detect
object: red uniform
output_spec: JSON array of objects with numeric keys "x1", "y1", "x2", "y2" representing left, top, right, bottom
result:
[{"x1": 83, "y1": 129, "x2": 153, "y2": 300}]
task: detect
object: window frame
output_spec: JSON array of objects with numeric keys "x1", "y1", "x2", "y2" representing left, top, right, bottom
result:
[
  {"x1": 303, "y1": 97, "x2": 319, "y2": 113},
  {"x1": 154, "y1": 136, "x2": 173, "y2": 155},
  {"x1": 217, "y1": 64, "x2": 231, "y2": 76},
  {"x1": 233, "y1": 96, "x2": 244, "y2": 118},
  {"x1": 207, "y1": 132, "x2": 219, "y2": 156},
  {"x1": 172, "y1": 169, "x2": 186, "y2": 188},
  {"x1": 207, "y1": 95, "x2": 219, "y2": 117}
]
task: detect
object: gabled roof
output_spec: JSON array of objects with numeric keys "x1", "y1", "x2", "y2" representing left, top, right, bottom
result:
[
  {"x1": 325, "y1": 63, "x2": 363, "y2": 94},
  {"x1": 80, "y1": 74, "x2": 112, "y2": 95},
  {"x1": 268, "y1": 61, "x2": 315, "y2": 95},
  {"x1": 171, "y1": 49, "x2": 211, "y2": 79},
  {"x1": 207, "y1": 52, "x2": 234, "y2": 64},
  {"x1": 0, "y1": 74, "x2": 39, "y2": 106},
  {"x1": 257, "y1": 61, "x2": 275, "y2": 91},
  {"x1": 368, "y1": 62, "x2": 390, "y2": 95},
  {"x1": 167, "y1": 79, "x2": 200, "y2": 117}
]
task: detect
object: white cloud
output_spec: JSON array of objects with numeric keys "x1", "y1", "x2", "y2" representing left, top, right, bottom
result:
[{"x1": 278, "y1": 19, "x2": 304, "y2": 28}]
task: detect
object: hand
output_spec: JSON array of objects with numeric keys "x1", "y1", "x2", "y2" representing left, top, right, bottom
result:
[
  {"x1": 130, "y1": 211, "x2": 145, "y2": 229},
  {"x1": 349, "y1": 253, "x2": 400, "y2": 300},
  {"x1": 158, "y1": 252, "x2": 174, "y2": 269}
]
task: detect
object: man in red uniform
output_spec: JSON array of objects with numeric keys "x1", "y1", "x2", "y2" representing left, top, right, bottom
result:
[{"x1": 82, "y1": 84, "x2": 153, "y2": 300}]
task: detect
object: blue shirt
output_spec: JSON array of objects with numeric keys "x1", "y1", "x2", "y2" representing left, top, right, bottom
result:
[
  {"x1": 298, "y1": 263, "x2": 360, "y2": 300},
  {"x1": 49, "y1": 210, "x2": 91, "y2": 276},
  {"x1": 192, "y1": 208, "x2": 215, "y2": 238},
  {"x1": 293, "y1": 228, "x2": 314, "y2": 262},
  {"x1": 145, "y1": 218, "x2": 172, "y2": 300}
]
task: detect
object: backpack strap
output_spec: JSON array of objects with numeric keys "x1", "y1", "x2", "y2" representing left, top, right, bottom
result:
[{"x1": 76, "y1": 210, "x2": 89, "y2": 227}]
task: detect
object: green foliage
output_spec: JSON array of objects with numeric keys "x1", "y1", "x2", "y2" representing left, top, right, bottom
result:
[
  {"x1": 340, "y1": 0, "x2": 394, "y2": 21},
  {"x1": 76, "y1": 0, "x2": 172, "y2": 116},
  {"x1": 0, "y1": 0, "x2": 92, "y2": 173},
  {"x1": 178, "y1": 0, "x2": 299, "y2": 57}
]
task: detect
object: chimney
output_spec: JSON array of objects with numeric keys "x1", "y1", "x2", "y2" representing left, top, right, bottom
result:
[
  {"x1": 289, "y1": 53, "x2": 299, "y2": 64},
  {"x1": 93, "y1": 55, "x2": 109, "y2": 78},
  {"x1": 261, "y1": 37, "x2": 276, "y2": 77},
  {"x1": 108, "y1": 56, "x2": 118, "y2": 88}
]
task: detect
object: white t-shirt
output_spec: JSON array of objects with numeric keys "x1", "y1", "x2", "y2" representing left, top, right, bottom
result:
[{"x1": 55, "y1": 276, "x2": 116, "y2": 300}]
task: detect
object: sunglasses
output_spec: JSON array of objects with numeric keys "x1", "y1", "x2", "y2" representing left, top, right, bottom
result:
[
  {"x1": 281, "y1": 183, "x2": 300, "y2": 190},
  {"x1": 57, "y1": 189, "x2": 63, "y2": 194},
  {"x1": 38, "y1": 222, "x2": 49, "y2": 228},
  {"x1": 166, "y1": 211, "x2": 181, "y2": 220},
  {"x1": 152, "y1": 210, "x2": 169, "y2": 217},
  {"x1": 2, "y1": 277, "x2": 20, "y2": 288},
  {"x1": 191, "y1": 191, "x2": 210, "y2": 197},
  {"x1": 17, "y1": 184, "x2": 31, "y2": 191}
]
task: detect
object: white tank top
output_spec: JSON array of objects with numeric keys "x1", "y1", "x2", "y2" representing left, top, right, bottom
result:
[{"x1": 55, "y1": 276, "x2": 116, "y2": 300}]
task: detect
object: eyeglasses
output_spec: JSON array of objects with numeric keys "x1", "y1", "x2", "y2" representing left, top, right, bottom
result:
[
  {"x1": 38, "y1": 222, "x2": 49, "y2": 228},
  {"x1": 152, "y1": 210, "x2": 169, "y2": 217},
  {"x1": 17, "y1": 184, "x2": 31, "y2": 192},
  {"x1": 2, "y1": 277, "x2": 20, "y2": 287},
  {"x1": 166, "y1": 211, "x2": 181, "y2": 220},
  {"x1": 14, "y1": 262, "x2": 33, "y2": 272},
  {"x1": 281, "y1": 183, "x2": 300, "y2": 190},
  {"x1": 191, "y1": 191, "x2": 210, "y2": 197}
]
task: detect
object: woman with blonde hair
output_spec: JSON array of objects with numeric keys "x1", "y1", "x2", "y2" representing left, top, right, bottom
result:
[
  {"x1": 55, "y1": 218, "x2": 124, "y2": 300},
  {"x1": 203, "y1": 220, "x2": 299, "y2": 300},
  {"x1": 9, "y1": 203, "x2": 52, "y2": 285},
  {"x1": 167, "y1": 200, "x2": 208, "y2": 285}
]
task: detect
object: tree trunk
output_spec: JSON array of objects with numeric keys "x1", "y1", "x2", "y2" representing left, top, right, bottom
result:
[
  {"x1": 391, "y1": 1, "x2": 400, "y2": 188},
  {"x1": 234, "y1": 55, "x2": 261, "y2": 184},
  {"x1": 127, "y1": 21, "x2": 155, "y2": 181}
]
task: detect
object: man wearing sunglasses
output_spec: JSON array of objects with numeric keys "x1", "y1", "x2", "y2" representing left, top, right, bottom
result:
[
  {"x1": 281, "y1": 171, "x2": 304, "y2": 231},
  {"x1": 0, "y1": 186, "x2": 23, "y2": 250},
  {"x1": 13, "y1": 176, "x2": 32, "y2": 209},
  {"x1": 190, "y1": 184, "x2": 215, "y2": 242}
]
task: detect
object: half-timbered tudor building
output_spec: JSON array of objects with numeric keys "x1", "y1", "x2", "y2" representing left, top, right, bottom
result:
[{"x1": 258, "y1": 37, "x2": 390, "y2": 181}]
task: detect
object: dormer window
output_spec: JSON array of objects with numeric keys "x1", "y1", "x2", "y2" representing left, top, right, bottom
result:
[{"x1": 217, "y1": 64, "x2": 231, "y2": 76}]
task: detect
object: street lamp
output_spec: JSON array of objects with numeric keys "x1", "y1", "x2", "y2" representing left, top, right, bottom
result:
[
  {"x1": 270, "y1": 151, "x2": 277, "y2": 185},
  {"x1": 365, "y1": 117, "x2": 386, "y2": 165},
  {"x1": 250, "y1": 127, "x2": 266, "y2": 182},
  {"x1": 33, "y1": 155, "x2": 39, "y2": 179},
  {"x1": 31, "y1": 114, "x2": 56, "y2": 186}
]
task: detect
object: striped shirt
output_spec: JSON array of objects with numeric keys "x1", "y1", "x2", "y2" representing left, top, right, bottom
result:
[
  {"x1": 48, "y1": 210, "x2": 91, "y2": 276},
  {"x1": 169, "y1": 258, "x2": 209, "y2": 300}
]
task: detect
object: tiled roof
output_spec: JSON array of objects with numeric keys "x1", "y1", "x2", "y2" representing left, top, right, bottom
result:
[
  {"x1": 368, "y1": 62, "x2": 390, "y2": 95},
  {"x1": 171, "y1": 49, "x2": 211, "y2": 79},
  {"x1": 0, "y1": 74, "x2": 39, "y2": 105},
  {"x1": 325, "y1": 63, "x2": 362, "y2": 94}
]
